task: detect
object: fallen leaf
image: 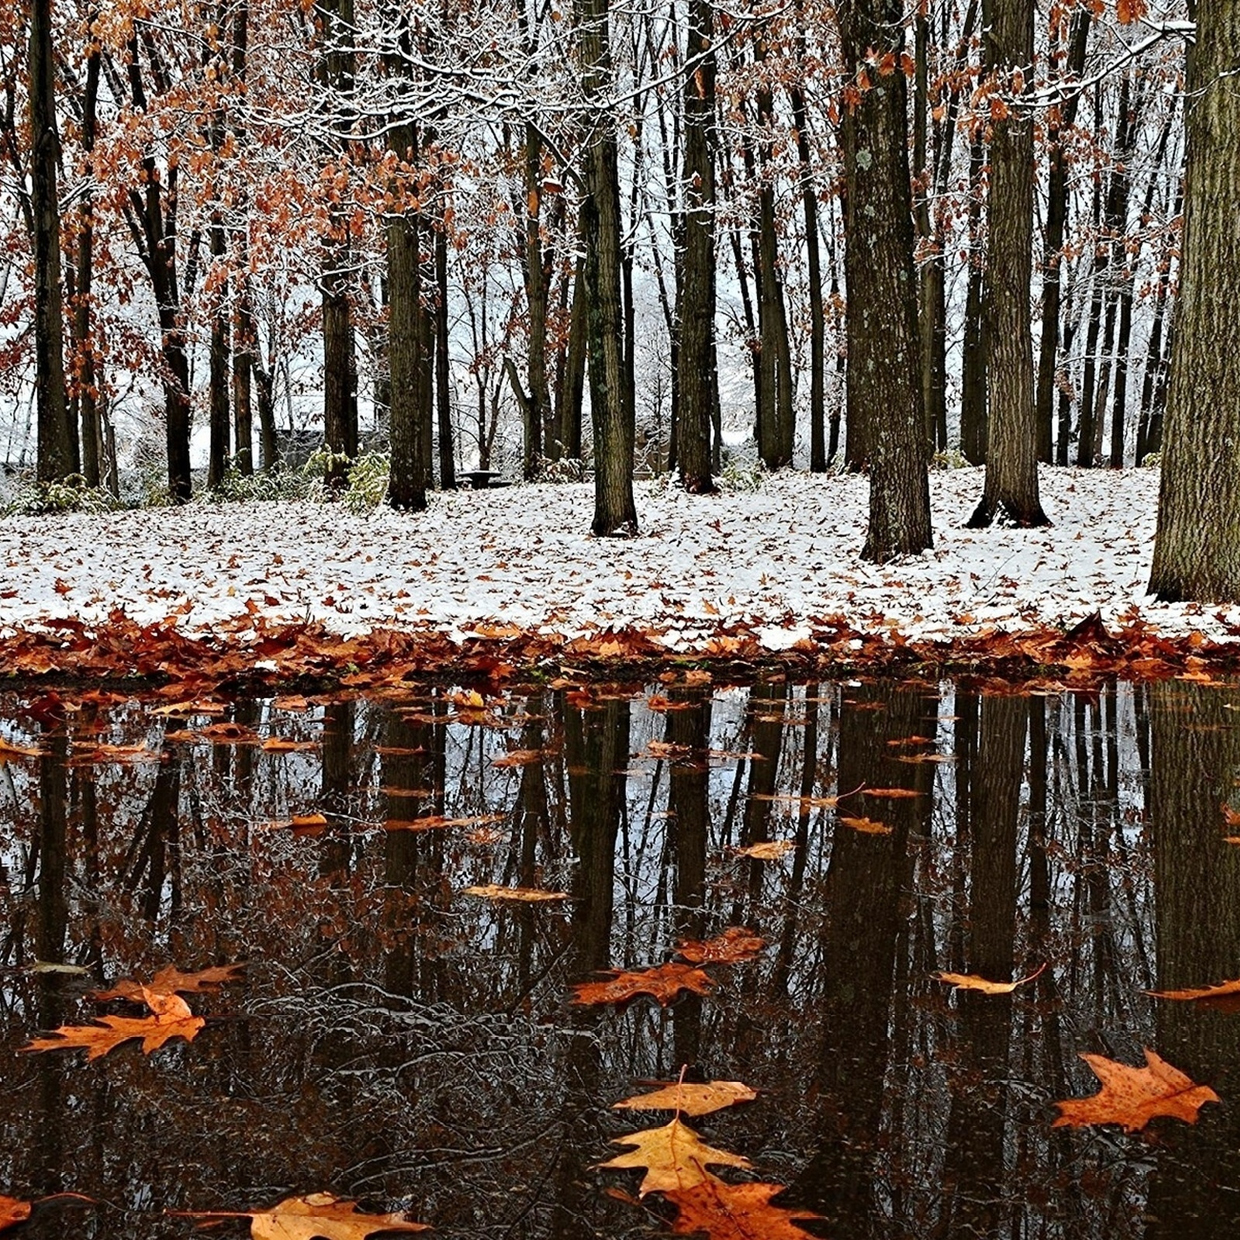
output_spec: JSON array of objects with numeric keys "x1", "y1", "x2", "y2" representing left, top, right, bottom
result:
[
  {"x1": 572, "y1": 963, "x2": 713, "y2": 1006},
  {"x1": 664, "y1": 1176, "x2": 821, "y2": 1239},
  {"x1": 839, "y1": 816, "x2": 892, "y2": 835},
  {"x1": 734, "y1": 840, "x2": 795, "y2": 861},
  {"x1": 675, "y1": 927, "x2": 766, "y2": 965},
  {"x1": 29, "y1": 960, "x2": 91, "y2": 976},
  {"x1": 180, "y1": 1192, "x2": 428, "y2": 1238},
  {"x1": 598, "y1": 1118, "x2": 750, "y2": 1194},
  {"x1": 936, "y1": 963, "x2": 1046, "y2": 995},
  {"x1": 461, "y1": 884, "x2": 568, "y2": 903},
  {"x1": 1052, "y1": 1049, "x2": 1220, "y2": 1133},
  {"x1": 90, "y1": 962, "x2": 245, "y2": 1002},
  {"x1": 1146, "y1": 977, "x2": 1240, "y2": 1011},
  {"x1": 613, "y1": 1080, "x2": 757, "y2": 1117},
  {"x1": 750, "y1": 793, "x2": 841, "y2": 808},
  {"x1": 861, "y1": 786, "x2": 924, "y2": 798},
  {"x1": 22, "y1": 989, "x2": 205, "y2": 1061},
  {"x1": 384, "y1": 813, "x2": 505, "y2": 832},
  {"x1": 261, "y1": 737, "x2": 320, "y2": 752},
  {"x1": 0, "y1": 1196, "x2": 30, "y2": 1231},
  {"x1": 491, "y1": 749, "x2": 546, "y2": 767},
  {"x1": 0, "y1": 738, "x2": 42, "y2": 761}
]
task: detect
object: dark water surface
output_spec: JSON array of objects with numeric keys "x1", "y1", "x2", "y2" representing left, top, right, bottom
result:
[{"x1": 1, "y1": 676, "x2": 1239, "y2": 1238}]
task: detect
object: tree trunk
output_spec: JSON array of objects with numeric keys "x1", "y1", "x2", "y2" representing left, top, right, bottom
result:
[
  {"x1": 574, "y1": 0, "x2": 638, "y2": 535},
  {"x1": 73, "y1": 40, "x2": 101, "y2": 488},
  {"x1": 968, "y1": 0, "x2": 1048, "y2": 528},
  {"x1": 435, "y1": 218, "x2": 455, "y2": 488},
  {"x1": 29, "y1": 0, "x2": 74, "y2": 483},
  {"x1": 521, "y1": 123, "x2": 549, "y2": 479},
  {"x1": 960, "y1": 135, "x2": 987, "y2": 465},
  {"x1": 558, "y1": 251, "x2": 586, "y2": 461},
  {"x1": 677, "y1": 0, "x2": 717, "y2": 494},
  {"x1": 1149, "y1": 5, "x2": 1240, "y2": 601},
  {"x1": 838, "y1": 0, "x2": 933, "y2": 561},
  {"x1": 207, "y1": 220, "x2": 230, "y2": 489}
]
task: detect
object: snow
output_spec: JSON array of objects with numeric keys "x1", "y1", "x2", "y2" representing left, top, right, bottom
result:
[{"x1": 1, "y1": 465, "x2": 1235, "y2": 652}]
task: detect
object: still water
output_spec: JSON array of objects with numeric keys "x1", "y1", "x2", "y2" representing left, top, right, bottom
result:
[{"x1": 1, "y1": 676, "x2": 1238, "y2": 1237}]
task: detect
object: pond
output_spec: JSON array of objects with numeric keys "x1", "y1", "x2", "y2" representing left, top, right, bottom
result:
[{"x1": 1, "y1": 675, "x2": 1238, "y2": 1238}]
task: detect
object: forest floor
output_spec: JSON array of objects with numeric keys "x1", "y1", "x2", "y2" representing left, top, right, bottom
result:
[{"x1": 1, "y1": 464, "x2": 1238, "y2": 685}]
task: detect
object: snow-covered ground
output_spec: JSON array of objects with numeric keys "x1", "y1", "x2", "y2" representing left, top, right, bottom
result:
[{"x1": 0, "y1": 466, "x2": 1232, "y2": 651}]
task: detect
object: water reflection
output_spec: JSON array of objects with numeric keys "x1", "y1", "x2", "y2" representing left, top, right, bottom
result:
[{"x1": 0, "y1": 677, "x2": 1237, "y2": 1237}]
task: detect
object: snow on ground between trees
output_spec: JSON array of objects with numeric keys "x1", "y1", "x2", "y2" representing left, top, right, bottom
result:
[{"x1": 0, "y1": 466, "x2": 1232, "y2": 659}]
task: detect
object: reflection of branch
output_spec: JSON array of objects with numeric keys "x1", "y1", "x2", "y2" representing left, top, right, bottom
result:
[{"x1": 1023, "y1": 21, "x2": 1194, "y2": 109}]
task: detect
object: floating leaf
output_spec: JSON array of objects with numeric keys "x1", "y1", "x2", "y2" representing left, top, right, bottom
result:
[
  {"x1": 936, "y1": 963, "x2": 1046, "y2": 995},
  {"x1": 491, "y1": 749, "x2": 546, "y2": 767},
  {"x1": 839, "y1": 816, "x2": 892, "y2": 835},
  {"x1": 384, "y1": 813, "x2": 505, "y2": 832},
  {"x1": 750, "y1": 792, "x2": 841, "y2": 808},
  {"x1": 734, "y1": 840, "x2": 795, "y2": 861},
  {"x1": 179, "y1": 1191, "x2": 428, "y2": 1238},
  {"x1": 664, "y1": 1176, "x2": 821, "y2": 1239},
  {"x1": 0, "y1": 739, "x2": 42, "y2": 761},
  {"x1": 572, "y1": 963, "x2": 713, "y2": 1007},
  {"x1": 1146, "y1": 977, "x2": 1240, "y2": 1011},
  {"x1": 22, "y1": 989, "x2": 205, "y2": 1061},
  {"x1": 90, "y1": 962, "x2": 245, "y2": 1003},
  {"x1": 675, "y1": 927, "x2": 766, "y2": 965},
  {"x1": 461, "y1": 884, "x2": 568, "y2": 903},
  {"x1": 598, "y1": 1118, "x2": 750, "y2": 1195},
  {"x1": 0, "y1": 1196, "x2": 30, "y2": 1231},
  {"x1": 613, "y1": 1080, "x2": 757, "y2": 1117},
  {"x1": 861, "y1": 786, "x2": 924, "y2": 799},
  {"x1": 261, "y1": 737, "x2": 319, "y2": 752},
  {"x1": 1052, "y1": 1049, "x2": 1220, "y2": 1133}
]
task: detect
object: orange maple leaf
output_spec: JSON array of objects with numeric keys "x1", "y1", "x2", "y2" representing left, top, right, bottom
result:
[
  {"x1": 675, "y1": 927, "x2": 766, "y2": 965},
  {"x1": 571, "y1": 963, "x2": 713, "y2": 1006},
  {"x1": 178, "y1": 1191, "x2": 428, "y2": 1238},
  {"x1": 1053, "y1": 1049, "x2": 1220, "y2": 1133},
  {"x1": 664, "y1": 1176, "x2": 821, "y2": 1239},
  {"x1": 22, "y1": 989, "x2": 205, "y2": 1061}
]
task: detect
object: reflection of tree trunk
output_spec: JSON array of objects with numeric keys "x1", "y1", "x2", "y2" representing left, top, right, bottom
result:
[
  {"x1": 1145, "y1": 682, "x2": 1240, "y2": 1239},
  {"x1": 668, "y1": 692, "x2": 710, "y2": 1071},
  {"x1": 121, "y1": 719, "x2": 182, "y2": 921},
  {"x1": 791, "y1": 682, "x2": 930, "y2": 1231},
  {"x1": 938, "y1": 694, "x2": 1025, "y2": 1239}
]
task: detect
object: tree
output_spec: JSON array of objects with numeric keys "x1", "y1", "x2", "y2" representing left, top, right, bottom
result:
[
  {"x1": 29, "y1": 0, "x2": 75, "y2": 483},
  {"x1": 1150, "y1": 3, "x2": 1240, "y2": 601},
  {"x1": 967, "y1": 0, "x2": 1048, "y2": 528},
  {"x1": 837, "y1": 0, "x2": 932, "y2": 562}
]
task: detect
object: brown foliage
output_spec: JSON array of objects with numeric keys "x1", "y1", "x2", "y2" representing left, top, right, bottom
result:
[
  {"x1": 571, "y1": 963, "x2": 713, "y2": 1006},
  {"x1": 664, "y1": 1177, "x2": 821, "y2": 1239},
  {"x1": 22, "y1": 989, "x2": 205, "y2": 1061},
  {"x1": 90, "y1": 962, "x2": 245, "y2": 1003},
  {"x1": 675, "y1": 928, "x2": 766, "y2": 965}
]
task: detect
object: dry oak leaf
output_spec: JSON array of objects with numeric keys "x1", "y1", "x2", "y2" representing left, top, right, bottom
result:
[
  {"x1": 664, "y1": 1176, "x2": 821, "y2": 1239},
  {"x1": 613, "y1": 1080, "x2": 757, "y2": 1117},
  {"x1": 22, "y1": 989, "x2": 204, "y2": 1060},
  {"x1": 571, "y1": 962, "x2": 713, "y2": 1006},
  {"x1": 1146, "y1": 977, "x2": 1240, "y2": 1012},
  {"x1": 461, "y1": 884, "x2": 568, "y2": 903},
  {"x1": 598, "y1": 1118, "x2": 751, "y2": 1194},
  {"x1": 839, "y1": 816, "x2": 892, "y2": 835},
  {"x1": 90, "y1": 962, "x2": 245, "y2": 1003},
  {"x1": 861, "y1": 786, "x2": 924, "y2": 799},
  {"x1": 734, "y1": 840, "x2": 795, "y2": 861},
  {"x1": 936, "y1": 963, "x2": 1046, "y2": 995},
  {"x1": 0, "y1": 1196, "x2": 30, "y2": 1232},
  {"x1": 490, "y1": 749, "x2": 546, "y2": 768},
  {"x1": 675, "y1": 927, "x2": 766, "y2": 965},
  {"x1": 182, "y1": 1192, "x2": 428, "y2": 1238},
  {"x1": 0, "y1": 739, "x2": 42, "y2": 761},
  {"x1": 1053, "y1": 1049, "x2": 1220, "y2": 1133}
]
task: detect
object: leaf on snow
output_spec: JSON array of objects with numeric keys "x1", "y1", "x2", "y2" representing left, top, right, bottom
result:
[
  {"x1": 1052, "y1": 1049, "x2": 1220, "y2": 1133},
  {"x1": 90, "y1": 962, "x2": 246, "y2": 1003},
  {"x1": 675, "y1": 927, "x2": 766, "y2": 965},
  {"x1": 597, "y1": 1117, "x2": 751, "y2": 1195},
  {"x1": 22, "y1": 989, "x2": 205, "y2": 1061},
  {"x1": 180, "y1": 1192, "x2": 428, "y2": 1238},
  {"x1": 571, "y1": 963, "x2": 713, "y2": 1007},
  {"x1": 936, "y1": 963, "x2": 1045, "y2": 995},
  {"x1": 461, "y1": 884, "x2": 568, "y2": 903},
  {"x1": 613, "y1": 1080, "x2": 757, "y2": 1117},
  {"x1": 664, "y1": 1176, "x2": 822, "y2": 1239}
]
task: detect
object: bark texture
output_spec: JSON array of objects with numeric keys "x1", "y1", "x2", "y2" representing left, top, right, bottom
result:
[
  {"x1": 838, "y1": 0, "x2": 932, "y2": 561},
  {"x1": 968, "y1": 0, "x2": 1048, "y2": 527}
]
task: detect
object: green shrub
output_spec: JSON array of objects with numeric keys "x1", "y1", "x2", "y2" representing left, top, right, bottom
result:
[{"x1": 3, "y1": 476, "x2": 122, "y2": 517}]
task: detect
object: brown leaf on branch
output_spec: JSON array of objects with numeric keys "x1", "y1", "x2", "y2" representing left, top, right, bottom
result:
[
  {"x1": 936, "y1": 963, "x2": 1045, "y2": 995},
  {"x1": 571, "y1": 963, "x2": 713, "y2": 1006},
  {"x1": 22, "y1": 989, "x2": 205, "y2": 1061},
  {"x1": 90, "y1": 962, "x2": 246, "y2": 1003},
  {"x1": 179, "y1": 1192, "x2": 428, "y2": 1238},
  {"x1": 613, "y1": 1080, "x2": 757, "y2": 1118},
  {"x1": 675, "y1": 927, "x2": 766, "y2": 965},
  {"x1": 1117, "y1": 0, "x2": 1148, "y2": 25},
  {"x1": 1052, "y1": 1049, "x2": 1220, "y2": 1133},
  {"x1": 461, "y1": 884, "x2": 568, "y2": 903},
  {"x1": 598, "y1": 1118, "x2": 750, "y2": 1195},
  {"x1": 664, "y1": 1176, "x2": 821, "y2": 1239},
  {"x1": 0, "y1": 1196, "x2": 31, "y2": 1232}
]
